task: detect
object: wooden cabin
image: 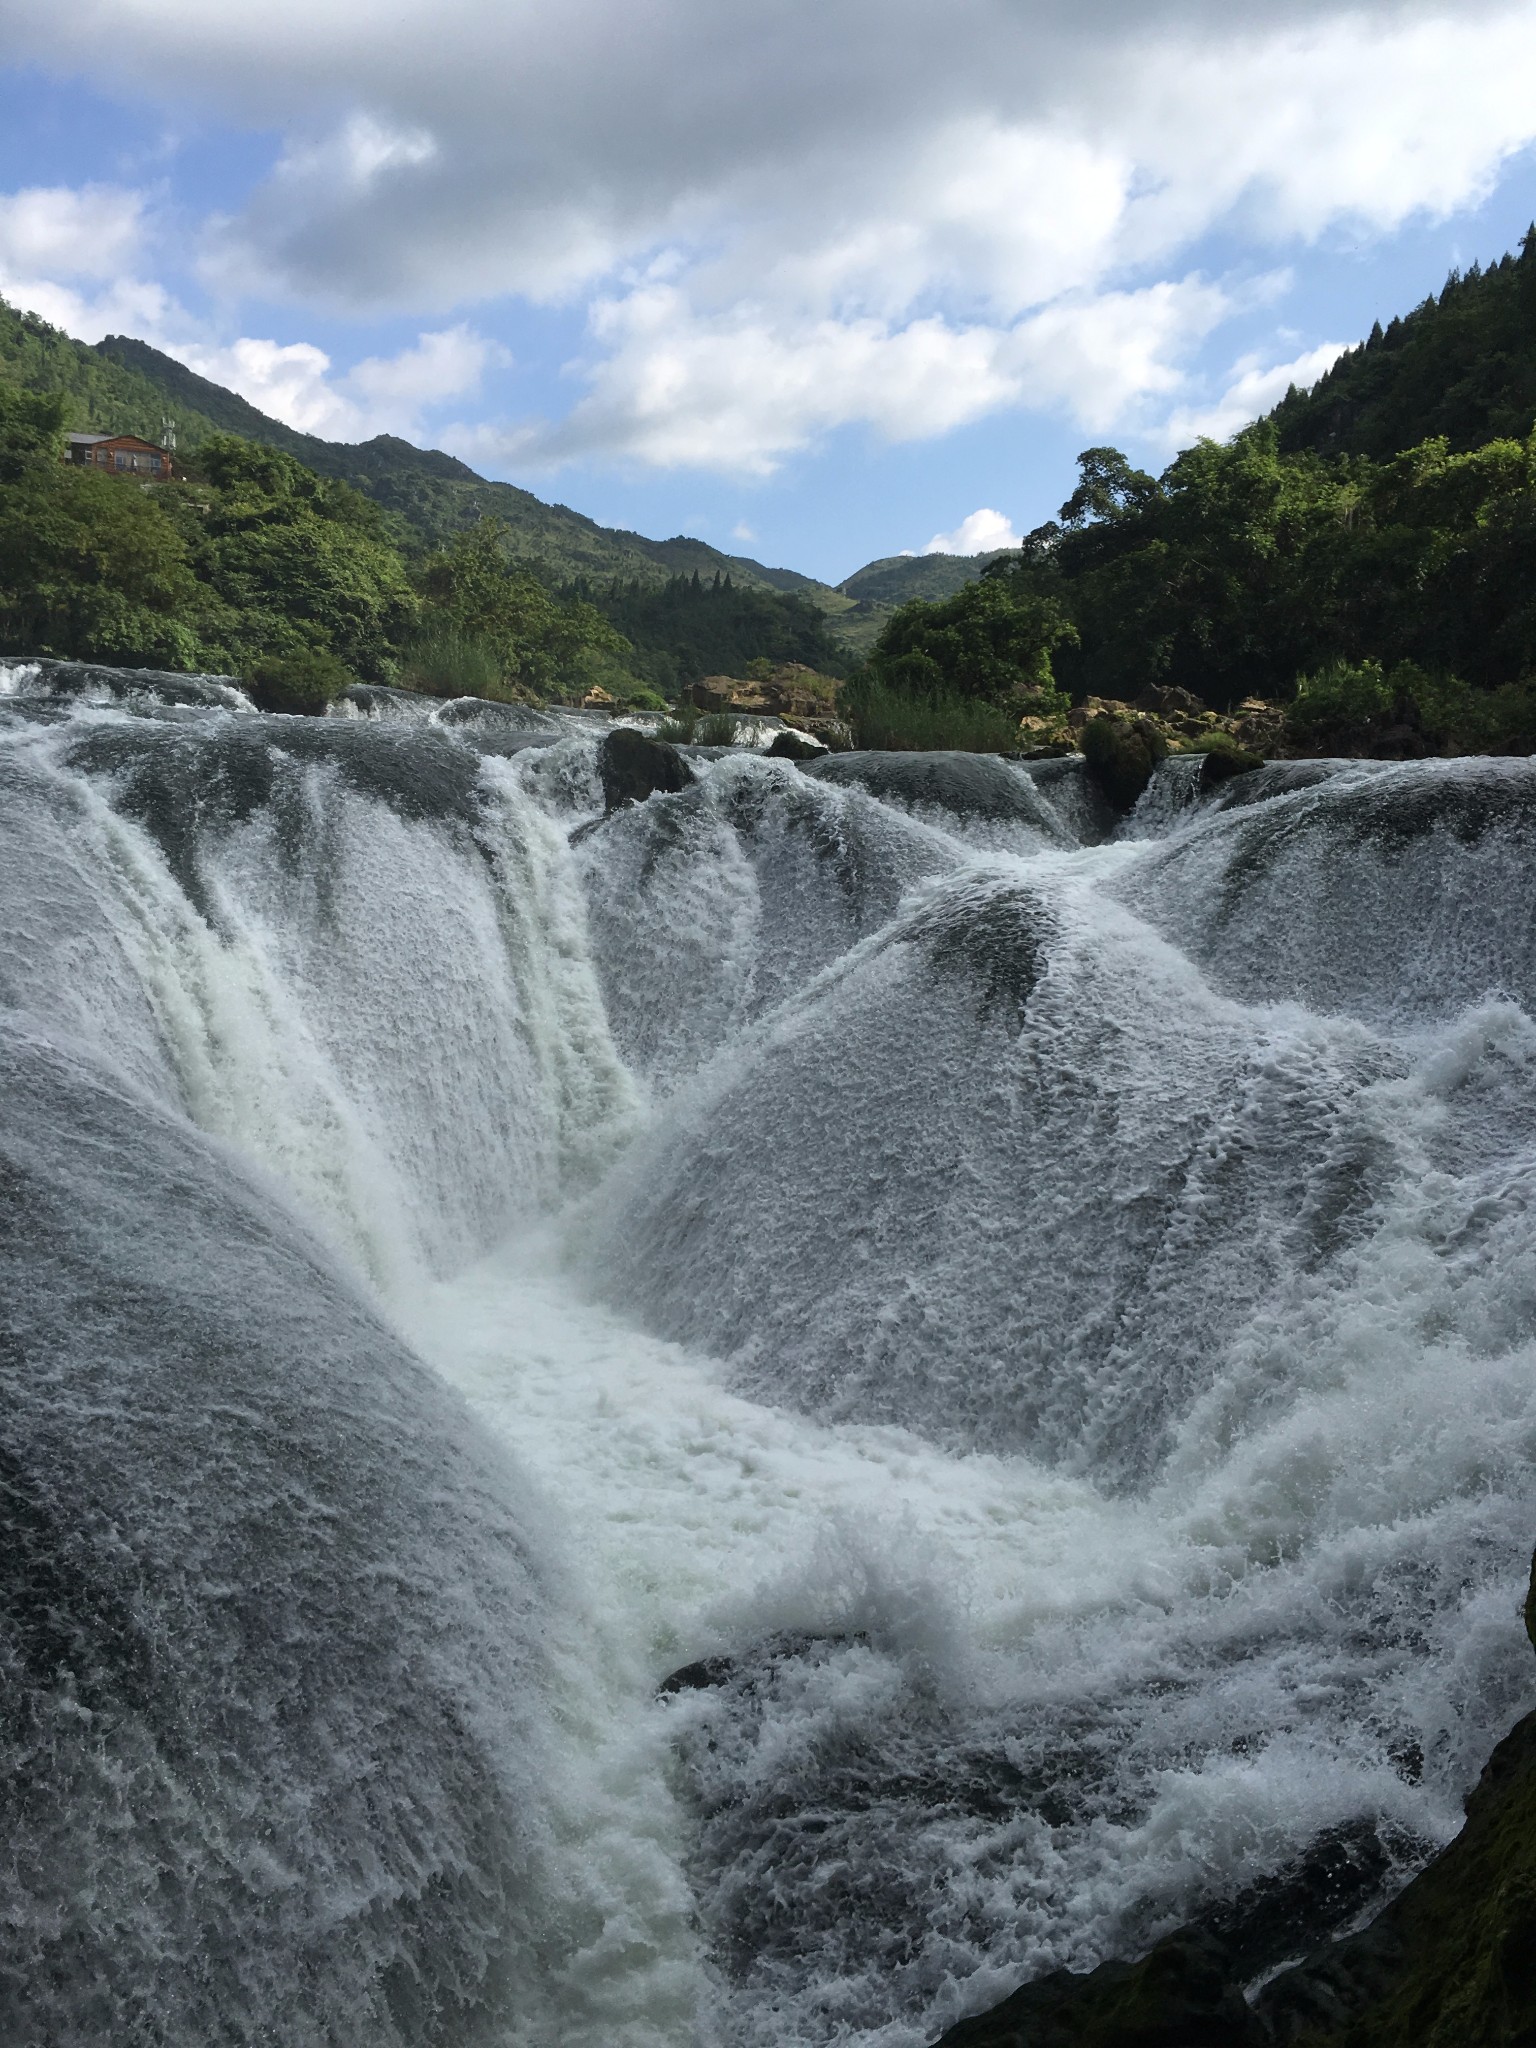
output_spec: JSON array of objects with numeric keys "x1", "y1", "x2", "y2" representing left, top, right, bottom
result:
[{"x1": 66, "y1": 433, "x2": 174, "y2": 480}]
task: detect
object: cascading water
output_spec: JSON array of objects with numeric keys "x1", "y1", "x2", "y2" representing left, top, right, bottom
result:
[{"x1": 3, "y1": 666, "x2": 1534, "y2": 2048}]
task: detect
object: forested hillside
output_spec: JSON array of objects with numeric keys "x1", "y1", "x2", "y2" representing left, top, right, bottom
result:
[
  {"x1": 1273, "y1": 226, "x2": 1536, "y2": 458},
  {"x1": 0, "y1": 300, "x2": 849, "y2": 696},
  {"x1": 0, "y1": 301, "x2": 823, "y2": 593},
  {"x1": 857, "y1": 230, "x2": 1536, "y2": 756}
]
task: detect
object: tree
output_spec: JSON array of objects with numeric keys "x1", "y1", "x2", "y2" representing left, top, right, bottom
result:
[
  {"x1": 0, "y1": 384, "x2": 206, "y2": 667},
  {"x1": 415, "y1": 517, "x2": 629, "y2": 697},
  {"x1": 868, "y1": 572, "x2": 1077, "y2": 705}
]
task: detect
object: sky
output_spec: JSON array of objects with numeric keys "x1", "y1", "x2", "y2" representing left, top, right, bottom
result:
[{"x1": 1, "y1": 0, "x2": 1535, "y2": 585}]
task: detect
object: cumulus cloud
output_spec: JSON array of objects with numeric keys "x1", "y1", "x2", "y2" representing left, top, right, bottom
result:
[
  {"x1": 924, "y1": 509, "x2": 1022, "y2": 555},
  {"x1": 172, "y1": 324, "x2": 510, "y2": 441},
  {"x1": 2, "y1": 1, "x2": 1534, "y2": 468},
  {"x1": 1159, "y1": 341, "x2": 1349, "y2": 448},
  {"x1": 0, "y1": 183, "x2": 145, "y2": 278}
]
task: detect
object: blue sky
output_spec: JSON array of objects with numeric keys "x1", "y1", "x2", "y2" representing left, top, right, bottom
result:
[{"x1": 2, "y1": 1, "x2": 1535, "y2": 585}]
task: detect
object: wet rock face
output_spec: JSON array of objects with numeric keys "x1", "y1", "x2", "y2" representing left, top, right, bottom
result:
[
  {"x1": 937, "y1": 1929, "x2": 1255, "y2": 2048},
  {"x1": 597, "y1": 726, "x2": 696, "y2": 811}
]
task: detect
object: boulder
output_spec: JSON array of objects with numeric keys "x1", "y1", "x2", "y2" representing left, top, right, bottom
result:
[
  {"x1": 1078, "y1": 713, "x2": 1169, "y2": 812},
  {"x1": 1199, "y1": 743, "x2": 1263, "y2": 787},
  {"x1": 765, "y1": 728, "x2": 828, "y2": 762},
  {"x1": 936, "y1": 1929, "x2": 1255, "y2": 2048},
  {"x1": 597, "y1": 726, "x2": 696, "y2": 811}
]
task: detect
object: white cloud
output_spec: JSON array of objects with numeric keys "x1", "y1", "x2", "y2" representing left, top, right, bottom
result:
[
  {"x1": 731, "y1": 520, "x2": 757, "y2": 543},
  {"x1": 172, "y1": 323, "x2": 509, "y2": 441},
  {"x1": 0, "y1": 183, "x2": 145, "y2": 280},
  {"x1": 924, "y1": 509, "x2": 1022, "y2": 555},
  {"x1": 3, "y1": 4, "x2": 1535, "y2": 470},
  {"x1": 1159, "y1": 342, "x2": 1349, "y2": 449},
  {"x1": 457, "y1": 271, "x2": 1236, "y2": 478}
]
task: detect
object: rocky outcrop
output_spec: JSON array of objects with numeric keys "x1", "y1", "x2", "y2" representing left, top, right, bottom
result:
[
  {"x1": 933, "y1": 1551, "x2": 1536, "y2": 2048},
  {"x1": 597, "y1": 726, "x2": 696, "y2": 811},
  {"x1": 687, "y1": 663, "x2": 853, "y2": 749}
]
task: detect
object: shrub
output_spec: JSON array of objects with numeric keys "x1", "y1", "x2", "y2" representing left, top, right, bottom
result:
[
  {"x1": 1285, "y1": 658, "x2": 1536, "y2": 755},
  {"x1": 244, "y1": 648, "x2": 356, "y2": 715}
]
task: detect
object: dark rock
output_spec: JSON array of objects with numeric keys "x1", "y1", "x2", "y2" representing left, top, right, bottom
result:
[
  {"x1": 1199, "y1": 744, "x2": 1264, "y2": 788},
  {"x1": 934, "y1": 1929, "x2": 1257, "y2": 2048},
  {"x1": 597, "y1": 726, "x2": 696, "y2": 812},
  {"x1": 1079, "y1": 714, "x2": 1169, "y2": 812},
  {"x1": 1254, "y1": 1695, "x2": 1536, "y2": 2046},
  {"x1": 658, "y1": 1630, "x2": 867, "y2": 1698},
  {"x1": 765, "y1": 728, "x2": 828, "y2": 761}
]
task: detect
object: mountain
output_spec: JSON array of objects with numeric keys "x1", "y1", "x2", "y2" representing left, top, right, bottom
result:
[
  {"x1": 1272, "y1": 226, "x2": 1536, "y2": 460},
  {"x1": 838, "y1": 551, "x2": 1004, "y2": 605},
  {"x1": 0, "y1": 298, "x2": 833, "y2": 602}
]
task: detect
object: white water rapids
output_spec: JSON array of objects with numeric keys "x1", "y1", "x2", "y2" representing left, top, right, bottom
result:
[{"x1": 2, "y1": 666, "x2": 1535, "y2": 2048}]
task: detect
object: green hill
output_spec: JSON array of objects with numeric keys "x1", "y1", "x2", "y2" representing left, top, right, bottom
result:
[
  {"x1": 838, "y1": 551, "x2": 1003, "y2": 605},
  {"x1": 0, "y1": 299, "x2": 830, "y2": 599},
  {"x1": 1272, "y1": 226, "x2": 1536, "y2": 459}
]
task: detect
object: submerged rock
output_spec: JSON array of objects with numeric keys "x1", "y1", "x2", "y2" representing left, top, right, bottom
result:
[{"x1": 597, "y1": 725, "x2": 696, "y2": 811}]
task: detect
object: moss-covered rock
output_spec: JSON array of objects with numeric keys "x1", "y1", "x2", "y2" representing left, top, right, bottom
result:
[
  {"x1": 244, "y1": 648, "x2": 355, "y2": 715},
  {"x1": 1078, "y1": 713, "x2": 1169, "y2": 811}
]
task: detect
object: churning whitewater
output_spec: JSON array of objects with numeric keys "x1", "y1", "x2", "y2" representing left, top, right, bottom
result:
[{"x1": 3, "y1": 661, "x2": 1535, "y2": 2048}]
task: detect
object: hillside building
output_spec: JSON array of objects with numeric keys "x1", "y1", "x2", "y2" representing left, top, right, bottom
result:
[{"x1": 66, "y1": 433, "x2": 174, "y2": 480}]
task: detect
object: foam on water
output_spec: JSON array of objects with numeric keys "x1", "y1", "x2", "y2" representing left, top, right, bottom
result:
[{"x1": 3, "y1": 682, "x2": 1535, "y2": 2047}]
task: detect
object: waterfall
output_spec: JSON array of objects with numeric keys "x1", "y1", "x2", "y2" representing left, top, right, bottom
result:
[{"x1": 3, "y1": 660, "x2": 1535, "y2": 2048}]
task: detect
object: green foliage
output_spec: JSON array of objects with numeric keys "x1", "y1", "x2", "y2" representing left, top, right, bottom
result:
[
  {"x1": 396, "y1": 628, "x2": 506, "y2": 700},
  {"x1": 1078, "y1": 714, "x2": 1169, "y2": 810},
  {"x1": 0, "y1": 405, "x2": 206, "y2": 668},
  {"x1": 244, "y1": 648, "x2": 356, "y2": 715},
  {"x1": 1274, "y1": 227, "x2": 1536, "y2": 459},
  {"x1": 586, "y1": 571, "x2": 846, "y2": 691},
  {"x1": 1286, "y1": 659, "x2": 1536, "y2": 756},
  {"x1": 415, "y1": 517, "x2": 632, "y2": 700},
  {"x1": 0, "y1": 382, "x2": 68, "y2": 481},
  {"x1": 868, "y1": 573, "x2": 1078, "y2": 704},
  {"x1": 175, "y1": 437, "x2": 418, "y2": 680},
  {"x1": 842, "y1": 673, "x2": 1024, "y2": 753},
  {"x1": 692, "y1": 711, "x2": 742, "y2": 745},
  {"x1": 1006, "y1": 411, "x2": 1536, "y2": 723}
]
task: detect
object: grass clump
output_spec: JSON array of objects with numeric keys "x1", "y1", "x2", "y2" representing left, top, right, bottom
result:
[
  {"x1": 843, "y1": 675, "x2": 1023, "y2": 753},
  {"x1": 395, "y1": 629, "x2": 511, "y2": 701}
]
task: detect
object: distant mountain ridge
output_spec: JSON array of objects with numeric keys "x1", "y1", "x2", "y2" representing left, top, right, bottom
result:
[{"x1": 0, "y1": 299, "x2": 836, "y2": 604}]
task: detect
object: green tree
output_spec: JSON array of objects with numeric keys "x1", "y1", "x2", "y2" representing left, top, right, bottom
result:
[
  {"x1": 0, "y1": 383, "x2": 206, "y2": 667},
  {"x1": 868, "y1": 573, "x2": 1077, "y2": 705},
  {"x1": 415, "y1": 516, "x2": 629, "y2": 698},
  {"x1": 178, "y1": 435, "x2": 418, "y2": 679}
]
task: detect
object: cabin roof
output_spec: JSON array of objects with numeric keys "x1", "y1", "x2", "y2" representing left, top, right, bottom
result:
[{"x1": 67, "y1": 432, "x2": 169, "y2": 452}]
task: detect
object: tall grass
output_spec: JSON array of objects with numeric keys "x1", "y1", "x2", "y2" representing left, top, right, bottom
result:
[
  {"x1": 843, "y1": 675, "x2": 1021, "y2": 753},
  {"x1": 395, "y1": 630, "x2": 509, "y2": 701}
]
